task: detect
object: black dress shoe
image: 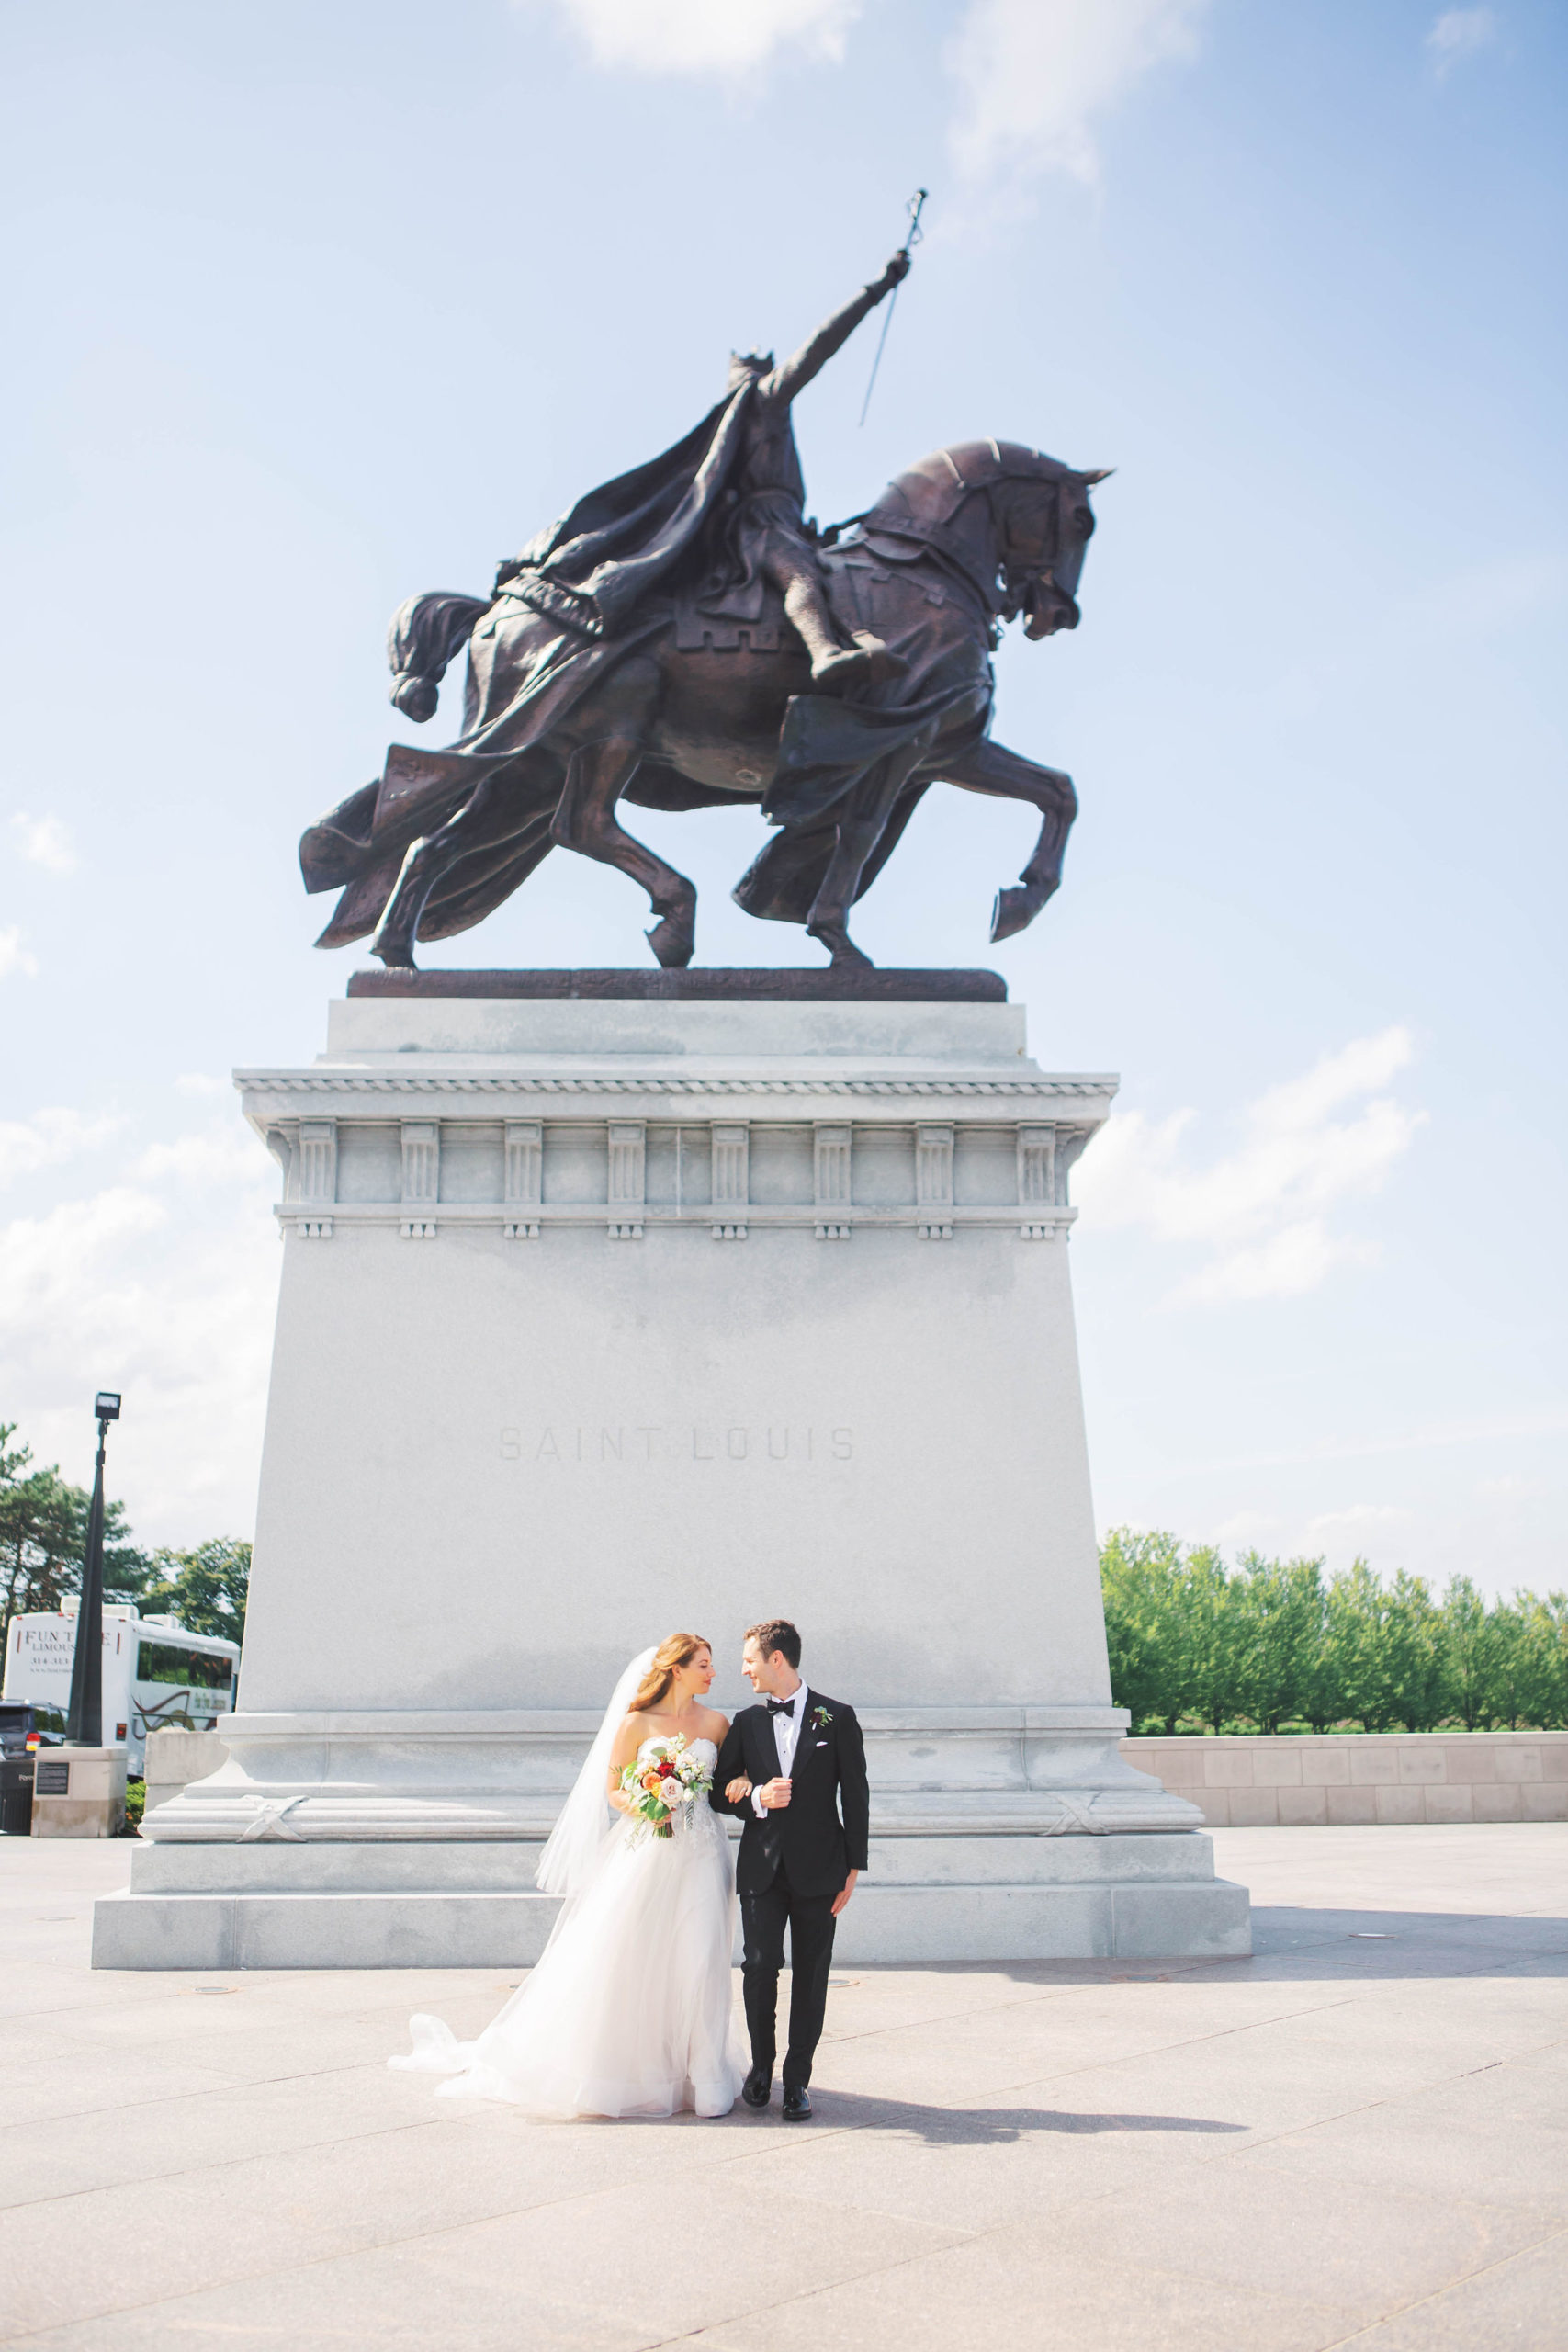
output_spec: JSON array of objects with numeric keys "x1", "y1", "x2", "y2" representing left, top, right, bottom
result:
[
  {"x1": 741, "y1": 2066, "x2": 772, "y2": 2109},
  {"x1": 782, "y1": 2085, "x2": 812, "y2": 2121}
]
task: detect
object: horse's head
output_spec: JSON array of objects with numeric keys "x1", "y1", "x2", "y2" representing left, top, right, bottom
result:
[
  {"x1": 857, "y1": 442, "x2": 1111, "y2": 639},
  {"x1": 994, "y1": 460, "x2": 1111, "y2": 638}
]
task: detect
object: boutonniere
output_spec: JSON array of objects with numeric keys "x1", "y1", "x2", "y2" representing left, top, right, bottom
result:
[{"x1": 812, "y1": 1704, "x2": 832, "y2": 1730}]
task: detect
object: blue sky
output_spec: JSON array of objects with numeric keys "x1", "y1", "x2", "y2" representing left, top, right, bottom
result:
[{"x1": 2, "y1": 0, "x2": 1562, "y2": 1594}]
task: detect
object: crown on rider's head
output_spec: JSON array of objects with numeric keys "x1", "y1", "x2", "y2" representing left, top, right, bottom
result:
[{"x1": 728, "y1": 350, "x2": 773, "y2": 389}]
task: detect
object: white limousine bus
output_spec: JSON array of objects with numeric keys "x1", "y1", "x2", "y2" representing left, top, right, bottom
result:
[{"x1": 1, "y1": 1604, "x2": 240, "y2": 1774}]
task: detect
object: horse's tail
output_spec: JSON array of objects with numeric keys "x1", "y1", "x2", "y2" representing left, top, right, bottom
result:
[{"x1": 387, "y1": 590, "x2": 491, "y2": 722}]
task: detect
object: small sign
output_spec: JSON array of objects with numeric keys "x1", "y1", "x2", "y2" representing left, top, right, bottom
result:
[{"x1": 35, "y1": 1760, "x2": 70, "y2": 1795}]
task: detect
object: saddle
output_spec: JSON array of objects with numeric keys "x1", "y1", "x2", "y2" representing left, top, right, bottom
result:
[{"x1": 671, "y1": 590, "x2": 783, "y2": 653}]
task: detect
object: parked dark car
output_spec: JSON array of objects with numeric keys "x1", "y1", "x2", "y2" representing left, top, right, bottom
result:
[{"x1": 0, "y1": 1703, "x2": 65, "y2": 1835}]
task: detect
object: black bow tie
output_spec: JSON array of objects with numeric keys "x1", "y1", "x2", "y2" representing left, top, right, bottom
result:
[{"x1": 767, "y1": 1696, "x2": 796, "y2": 1717}]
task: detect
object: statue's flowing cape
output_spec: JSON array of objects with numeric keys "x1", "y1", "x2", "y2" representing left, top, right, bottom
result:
[
  {"x1": 501, "y1": 388, "x2": 755, "y2": 640},
  {"x1": 299, "y1": 389, "x2": 758, "y2": 947}
]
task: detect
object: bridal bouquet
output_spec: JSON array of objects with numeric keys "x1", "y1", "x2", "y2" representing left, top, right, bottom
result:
[{"x1": 619, "y1": 1735, "x2": 713, "y2": 1843}]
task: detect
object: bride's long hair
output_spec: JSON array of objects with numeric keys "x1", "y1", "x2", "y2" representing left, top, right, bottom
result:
[{"x1": 628, "y1": 1632, "x2": 709, "y2": 1713}]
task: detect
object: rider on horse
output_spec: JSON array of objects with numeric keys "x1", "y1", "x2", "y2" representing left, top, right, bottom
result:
[
  {"x1": 299, "y1": 238, "x2": 1103, "y2": 971},
  {"x1": 465, "y1": 249, "x2": 914, "y2": 687},
  {"x1": 703, "y1": 253, "x2": 910, "y2": 693}
]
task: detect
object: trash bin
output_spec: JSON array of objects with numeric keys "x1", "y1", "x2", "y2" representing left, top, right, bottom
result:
[
  {"x1": 0, "y1": 1704, "x2": 44, "y2": 1836},
  {"x1": 0, "y1": 1751, "x2": 35, "y2": 1836}
]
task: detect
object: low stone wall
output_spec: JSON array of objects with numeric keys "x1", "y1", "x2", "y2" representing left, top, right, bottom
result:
[
  {"x1": 144, "y1": 1727, "x2": 231, "y2": 1817},
  {"x1": 1123, "y1": 1730, "x2": 1568, "y2": 1826}
]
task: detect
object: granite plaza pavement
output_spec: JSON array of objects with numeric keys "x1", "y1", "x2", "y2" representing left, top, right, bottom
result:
[{"x1": 1, "y1": 1824, "x2": 1564, "y2": 2351}]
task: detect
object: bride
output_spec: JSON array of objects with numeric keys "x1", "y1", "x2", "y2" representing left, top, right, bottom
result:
[{"x1": 390, "y1": 1634, "x2": 749, "y2": 2119}]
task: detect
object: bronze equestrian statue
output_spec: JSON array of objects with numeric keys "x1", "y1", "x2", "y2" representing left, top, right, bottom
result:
[{"x1": 300, "y1": 246, "x2": 1108, "y2": 970}]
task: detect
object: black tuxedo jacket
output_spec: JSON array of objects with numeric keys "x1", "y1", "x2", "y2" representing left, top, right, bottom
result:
[{"x1": 710, "y1": 1691, "x2": 870, "y2": 1899}]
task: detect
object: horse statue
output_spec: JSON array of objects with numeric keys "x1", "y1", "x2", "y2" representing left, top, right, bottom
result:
[{"x1": 300, "y1": 427, "x2": 1106, "y2": 973}]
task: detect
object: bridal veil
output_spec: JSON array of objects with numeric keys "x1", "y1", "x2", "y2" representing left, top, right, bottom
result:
[{"x1": 534, "y1": 1645, "x2": 657, "y2": 1898}]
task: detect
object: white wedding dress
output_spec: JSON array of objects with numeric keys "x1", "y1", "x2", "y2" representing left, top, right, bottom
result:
[{"x1": 390, "y1": 1713, "x2": 747, "y2": 2120}]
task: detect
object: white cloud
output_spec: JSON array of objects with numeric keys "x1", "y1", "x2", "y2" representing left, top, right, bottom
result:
[
  {"x1": 0, "y1": 1119, "x2": 279, "y2": 1543},
  {"x1": 521, "y1": 0, "x2": 1206, "y2": 209},
  {"x1": 1306, "y1": 1504, "x2": 1415, "y2": 1536},
  {"x1": 1476, "y1": 1473, "x2": 1549, "y2": 1501},
  {"x1": 946, "y1": 0, "x2": 1210, "y2": 196},
  {"x1": 0, "y1": 925, "x2": 39, "y2": 979},
  {"x1": 1157, "y1": 1406, "x2": 1568, "y2": 1476},
  {"x1": 528, "y1": 0, "x2": 857, "y2": 76},
  {"x1": 10, "y1": 811, "x2": 77, "y2": 875},
  {"x1": 1426, "y1": 8, "x2": 1496, "y2": 76},
  {"x1": 1075, "y1": 1025, "x2": 1424, "y2": 1305},
  {"x1": 131, "y1": 1126, "x2": 258, "y2": 1188},
  {"x1": 0, "y1": 1107, "x2": 121, "y2": 1189},
  {"x1": 1211, "y1": 1510, "x2": 1283, "y2": 1546},
  {"x1": 1176, "y1": 1221, "x2": 1377, "y2": 1306}
]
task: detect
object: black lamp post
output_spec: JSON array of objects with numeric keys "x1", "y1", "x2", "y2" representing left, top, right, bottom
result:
[{"x1": 65, "y1": 1392, "x2": 120, "y2": 1749}]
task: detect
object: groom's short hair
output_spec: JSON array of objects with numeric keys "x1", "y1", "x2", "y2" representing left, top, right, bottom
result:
[{"x1": 745, "y1": 1618, "x2": 801, "y2": 1669}]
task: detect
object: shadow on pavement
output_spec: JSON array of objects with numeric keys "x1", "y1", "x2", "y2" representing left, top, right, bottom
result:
[
  {"x1": 1247, "y1": 1905, "x2": 1568, "y2": 1975},
  {"x1": 832, "y1": 1908, "x2": 1568, "y2": 1986},
  {"x1": 796, "y1": 2093, "x2": 1248, "y2": 2144}
]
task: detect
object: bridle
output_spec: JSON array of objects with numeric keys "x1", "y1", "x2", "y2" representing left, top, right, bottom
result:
[{"x1": 829, "y1": 446, "x2": 1089, "y2": 632}]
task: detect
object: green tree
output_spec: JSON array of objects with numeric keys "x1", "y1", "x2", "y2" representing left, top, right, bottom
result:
[
  {"x1": 0, "y1": 1424, "x2": 26, "y2": 1493},
  {"x1": 1380, "y1": 1569, "x2": 1447, "y2": 1731},
  {"x1": 1100, "y1": 1528, "x2": 1187, "y2": 1732},
  {"x1": 1479, "y1": 1591, "x2": 1568, "y2": 1732},
  {"x1": 1315, "y1": 1561, "x2": 1373, "y2": 1729},
  {"x1": 1441, "y1": 1574, "x2": 1498, "y2": 1731},
  {"x1": 1512, "y1": 1592, "x2": 1568, "y2": 1729},
  {"x1": 1320, "y1": 1558, "x2": 1436, "y2": 1731},
  {"x1": 1179, "y1": 1544, "x2": 1243, "y2": 1734},
  {"x1": 1231, "y1": 1552, "x2": 1327, "y2": 1734},
  {"x1": 135, "y1": 1539, "x2": 250, "y2": 1643},
  {"x1": 1483, "y1": 1597, "x2": 1530, "y2": 1730},
  {"x1": 1101, "y1": 1531, "x2": 1254, "y2": 1733}
]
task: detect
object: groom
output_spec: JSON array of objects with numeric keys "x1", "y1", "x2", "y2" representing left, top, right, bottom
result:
[{"x1": 711, "y1": 1619, "x2": 869, "y2": 2120}]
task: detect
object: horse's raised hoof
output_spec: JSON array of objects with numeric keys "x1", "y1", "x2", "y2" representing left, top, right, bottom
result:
[
  {"x1": 990, "y1": 886, "x2": 1037, "y2": 944},
  {"x1": 646, "y1": 907, "x2": 695, "y2": 969}
]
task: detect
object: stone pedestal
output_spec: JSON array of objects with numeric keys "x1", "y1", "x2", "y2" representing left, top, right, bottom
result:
[
  {"x1": 95, "y1": 974, "x2": 1248, "y2": 1966},
  {"x1": 34, "y1": 1746, "x2": 127, "y2": 1838},
  {"x1": 142, "y1": 1726, "x2": 233, "y2": 1822}
]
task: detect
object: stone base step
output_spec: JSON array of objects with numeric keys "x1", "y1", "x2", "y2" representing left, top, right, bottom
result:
[
  {"x1": 93, "y1": 1867, "x2": 1250, "y2": 1970},
  {"x1": 127, "y1": 1828, "x2": 1226, "y2": 1896}
]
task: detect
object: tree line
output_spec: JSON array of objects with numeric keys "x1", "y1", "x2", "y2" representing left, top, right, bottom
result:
[
  {"x1": 0, "y1": 1419, "x2": 250, "y2": 1660},
  {"x1": 1102, "y1": 1529, "x2": 1568, "y2": 1736}
]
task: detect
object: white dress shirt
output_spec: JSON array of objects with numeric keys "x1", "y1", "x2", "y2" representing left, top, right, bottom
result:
[{"x1": 751, "y1": 1680, "x2": 808, "y2": 1817}]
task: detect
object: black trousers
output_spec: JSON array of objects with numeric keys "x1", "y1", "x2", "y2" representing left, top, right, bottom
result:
[{"x1": 739, "y1": 1859, "x2": 837, "y2": 2090}]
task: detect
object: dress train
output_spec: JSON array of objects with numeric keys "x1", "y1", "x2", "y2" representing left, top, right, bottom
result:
[{"x1": 390, "y1": 1736, "x2": 745, "y2": 2120}]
